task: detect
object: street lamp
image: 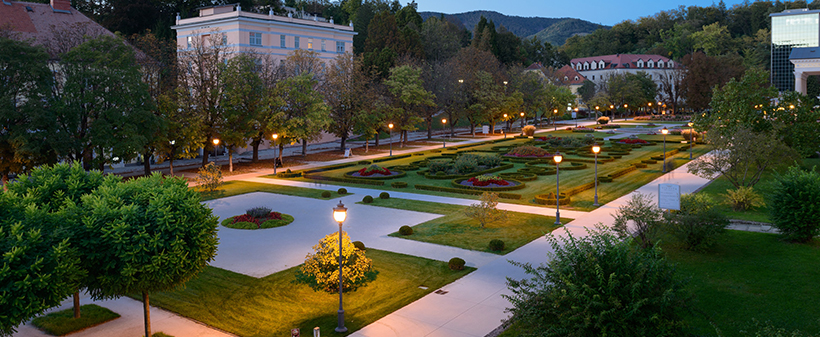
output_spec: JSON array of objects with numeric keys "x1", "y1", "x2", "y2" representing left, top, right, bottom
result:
[
  {"x1": 687, "y1": 122, "x2": 694, "y2": 159},
  {"x1": 520, "y1": 112, "x2": 525, "y2": 135},
  {"x1": 272, "y1": 133, "x2": 279, "y2": 175},
  {"x1": 441, "y1": 118, "x2": 447, "y2": 148},
  {"x1": 169, "y1": 140, "x2": 176, "y2": 176},
  {"x1": 595, "y1": 106, "x2": 600, "y2": 120},
  {"x1": 623, "y1": 103, "x2": 628, "y2": 121},
  {"x1": 212, "y1": 138, "x2": 220, "y2": 158},
  {"x1": 592, "y1": 143, "x2": 600, "y2": 206},
  {"x1": 388, "y1": 123, "x2": 393, "y2": 156},
  {"x1": 661, "y1": 127, "x2": 669, "y2": 173},
  {"x1": 553, "y1": 152, "x2": 563, "y2": 225},
  {"x1": 503, "y1": 113, "x2": 508, "y2": 137},
  {"x1": 574, "y1": 108, "x2": 578, "y2": 127},
  {"x1": 553, "y1": 109, "x2": 558, "y2": 131},
  {"x1": 332, "y1": 201, "x2": 348, "y2": 333},
  {"x1": 609, "y1": 105, "x2": 615, "y2": 120}
]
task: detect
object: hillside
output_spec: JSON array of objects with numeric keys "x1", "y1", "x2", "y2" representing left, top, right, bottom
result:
[{"x1": 419, "y1": 10, "x2": 605, "y2": 46}]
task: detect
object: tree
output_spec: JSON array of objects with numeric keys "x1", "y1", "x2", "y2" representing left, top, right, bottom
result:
[
  {"x1": 699, "y1": 68, "x2": 777, "y2": 138},
  {"x1": 691, "y1": 22, "x2": 733, "y2": 56},
  {"x1": 322, "y1": 53, "x2": 369, "y2": 150},
  {"x1": 769, "y1": 166, "x2": 820, "y2": 243},
  {"x1": 680, "y1": 51, "x2": 745, "y2": 111},
  {"x1": 577, "y1": 80, "x2": 596, "y2": 104},
  {"x1": 152, "y1": 92, "x2": 205, "y2": 176},
  {"x1": 770, "y1": 91, "x2": 820, "y2": 158},
  {"x1": 658, "y1": 66, "x2": 685, "y2": 114},
  {"x1": 464, "y1": 71, "x2": 503, "y2": 136},
  {"x1": 464, "y1": 192, "x2": 508, "y2": 229},
  {"x1": 222, "y1": 55, "x2": 265, "y2": 172},
  {"x1": 80, "y1": 173, "x2": 219, "y2": 337},
  {"x1": 296, "y1": 231, "x2": 376, "y2": 293},
  {"x1": 665, "y1": 193, "x2": 728, "y2": 251},
  {"x1": 421, "y1": 60, "x2": 458, "y2": 139},
  {"x1": 420, "y1": 16, "x2": 461, "y2": 62},
  {"x1": 384, "y1": 65, "x2": 435, "y2": 145},
  {"x1": 612, "y1": 192, "x2": 665, "y2": 249},
  {"x1": 0, "y1": 37, "x2": 53, "y2": 188},
  {"x1": 50, "y1": 35, "x2": 156, "y2": 171},
  {"x1": 505, "y1": 225, "x2": 691, "y2": 336},
  {"x1": 273, "y1": 74, "x2": 330, "y2": 157}
]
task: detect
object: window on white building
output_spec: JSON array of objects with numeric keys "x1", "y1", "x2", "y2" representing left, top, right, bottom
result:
[
  {"x1": 592, "y1": 75, "x2": 595, "y2": 80},
  {"x1": 637, "y1": 60, "x2": 643, "y2": 68},
  {"x1": 574, "y1": 76, "x2": 579, "y2": 81},
  {"x1": 222, "y1": 33, "x2": 227, "y2": 46},
  {"x1": 648, "y1": 60, "x2": 654, "y2": 68},
  {"x1": 280, "y1": 35, "x2": 286, "y2": 48},
  {"x1": 336, "y1": 41, "x2": 345, "y2": 53},
  {"x1": 321, "y1": 39, "x2": 326, "y2": 51},
  {"x1": 186, "y1": 36, "x2": 192, "y2": 48},
  {"x1": 599, "y1": 60, "x2": 604, "y2": 68},
  {"x1": 250, "y1": 32, "x2": 262, "y2": 46},
  {"x1": 308, "y1": 38, "x2": 313, "y2": 50},
  {"x1": 294, "y1": 36, "x2": 300, "y2": 49},
  {"x1": 658, "y1": 61, "x2": 664, "y2": 68}
]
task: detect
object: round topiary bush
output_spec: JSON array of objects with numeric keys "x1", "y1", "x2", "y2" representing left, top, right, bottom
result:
[
  {"x1": 337, "y1": 188, "x2": 348, "y2": 195},
  {"x1": 489, "y1": 239, "x2": 505, "y2": 251},
  {"x1": 352, "y1": 241, "x2": 366, "y2": 251},
  {"x1": 379, "y1": 192, "x2": 390, "y2": 199},
  {"x1": 448, "y1": 257, "x2": 465, "y2": 270},
  {"x1": 321, "y1": 191, "x2": 331, "y2": 198},
  {"x1": 362, "y1": 195, "x2": 374, "y2": 203},
  {"x1": 399, "y1": 225, "x2": 413, "y2": 235}
]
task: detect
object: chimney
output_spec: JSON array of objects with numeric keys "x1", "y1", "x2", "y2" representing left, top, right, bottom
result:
[{"x1": 50, "y1": 0, "x2": 71, "y2": 12}]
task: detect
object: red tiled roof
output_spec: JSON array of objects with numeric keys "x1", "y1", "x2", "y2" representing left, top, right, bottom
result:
[
  {"x1": 525, "y1": 62, "x2": 543, "y2": 70},
  {"x1": 569, "y1": 54, "x2": 675, "y2": 70},
  {"x1": 555, "y1": 65, "x2": 586, "y2": 85}
]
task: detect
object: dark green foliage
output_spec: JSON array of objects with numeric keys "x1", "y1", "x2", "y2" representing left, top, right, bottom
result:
[
  {"x1": 353, "y1": 241, "x2": 366, "y2": 251},
  {"x1": 321, "y1": 191, "x2": 332, "y2": 198},
  {"x1": 363, "y1": 195, "x2": 374, "y2": 203},
  {"x1": 448, "y1": 257, "x2": 465, "y2": 271},
  {"x1": 489, "y1": 239, "x2": 505, "y2": 251},
  {"x1": 246, "y1": 206, "x2": 272, "y2": 218},
  {"x1": 30, "y1": 304, "x2": 120, "y2": 336},
  {"x1": 337, "y1": 188, "x2": 348, "y2": 195},
  {"x1": 379, "y1": 192, "x2": 390, "y2": 199},
  {"x1": 612, "y1": 192, "x2": 665, "y2": 248},
  {"x1": 665, "y1": 194, "x2": 728, "y2": 251},
  {"x1": 6, "y1": 162, "x2": 107, "y2": 213},
  {"x1": 399, "y1": 225, "x2": 413, "y2": 235},
  {"x1": 769, "y1": 166, "x2": 820, "y2": 243},
  {"x1": 391, "y1": 181, "x2": 408, "y2": 188},
  {"x1": 505, "y1": 225, "x2": 690, "y2": 337}
]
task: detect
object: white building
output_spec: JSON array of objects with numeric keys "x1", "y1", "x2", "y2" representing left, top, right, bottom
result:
[{"x1": 570, "y1": 54, "x2": 677, "y2": 94}]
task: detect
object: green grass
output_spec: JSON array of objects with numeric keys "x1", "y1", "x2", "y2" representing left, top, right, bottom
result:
[
  {"x1": 31, "y1": 304, "x2": 120, "y2": 336},
  {"x1": 198, "y1": 181, "x2": 348, "y2": 201},
  {"x1": 220, "y1": 213, "x2": 295, "y2": 229},
  {"x1": 664, "y1": 231, "x2": 820, "y2": 336},
  {"x1": 144, "y1": 250, "x2": 474, "y2": 336},
  {"x1": 361, "y1": 198, "x2": 563, "y2": 254}
]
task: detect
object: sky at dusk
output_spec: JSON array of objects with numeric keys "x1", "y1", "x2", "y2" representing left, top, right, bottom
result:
[{"x1": 411, "y1": 0, "x2": 753, "y2": 26}]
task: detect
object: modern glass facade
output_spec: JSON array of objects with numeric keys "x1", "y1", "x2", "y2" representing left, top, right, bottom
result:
[{"x1": 771, "y1": 11, "x2": 820, "y2": 91}]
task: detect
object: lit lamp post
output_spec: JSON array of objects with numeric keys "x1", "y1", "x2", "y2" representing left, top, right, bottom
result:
[
  {"x1": 553, "y1": 152, "x2": 563, "y2": 225},
  {"x1": 271, "y1": 134, "x2": 278, "y2": 175},
  {"x1": 332, "y1": 201, "x2": 348, "y2": 333},
  {"x1": 595, "y1": 106, "x2": 600, "y2": 120},
  {"x1": 647, "y1": 102, "x2": 652, "y2": 117},
  {"x1": 168, "y1": 140, "x2": 176, "y2": 176},
  {"x1": 503, "y1": 113, "x2": 508, "y2": 138},
  {"x1": 574, "y1": 108, "x2": 578, "y2": 127},
  {"x1": 687, "y1": 122, "x2": 694, "y2": 159},
  {"x1": 519, "y1": 112, "x2": 525, "y2": 135},
  {"x1": 441, "y1": 118, "x2": 447, "y2": 148},
  {"x1": 592, "y1": 143, "x2": 600, "y2": 206},
  {"x1": 553, "y1": 109, "x2": 558, "y2": 131},
  {"x1": 609, "y1": 104, "x2": 614, "y2": 120},
  {"x1": 388, "y1": 123, "x2": 393, "y2": 156},
  {"x1": 623, "y1": 103, "x2": 628, "y2": 121},
  {"x1": 661, "y1": 126, "x2": 669, "y2": 173},
  {"x1": 212, "y1": 138, "x2": 220, "y2": 159}
]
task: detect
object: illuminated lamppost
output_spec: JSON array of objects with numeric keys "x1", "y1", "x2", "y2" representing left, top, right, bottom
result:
[
  {"x1": 687, "y1": 122, "x2": 694, "y2": 159},
  {"x1": 574, "y1": 108, "x2": 578, "y2": 127},
  {"x1": 332, "y1": 201, "x2": 348, "y2": 333},
  {"x1": 592, "y1": 143, "x2": 600, "y2": 206},
  {"x1": 609, "y1": 104, "x2": 615, "y2": 120},
  {"x1": 553, "y1": 109, "x2": 558, "y2": 131},
  {"x1": 212, "y1": 138, "x2": 220, "y2": 159},
  {"x1": 661, "y1": 126, "x2": 669, "y2": 173},
  {"x1": 647, "y1": 102, "x2": 652, "y2": 117},
  {"x1": 595, "y1": 106, "x2": 600, "y2": 121},
  {"x1": 168, "y1": 140, "x2": 176, "y2": 176},
  {"x1": 441, "y1": 118, "x2": 447, "y2": 148},
  {"x1": 623, "y1": 103, "x2": 628, "y2": 121},
  {"x1": 553, "y1": 152, "x2": 563, "y2": 225},
  {"x1": 503, "y1": 113, "x2": 508, "y2": 138},
  {"x1": 388, "y1": 123, "x2": 393, "y2": 156},
  {"x1": 272, "y1": 133, "x2": 279, "y2": 175},
  {"x1": 520, "y1": 112, "x2": 525, "y2": 135}
]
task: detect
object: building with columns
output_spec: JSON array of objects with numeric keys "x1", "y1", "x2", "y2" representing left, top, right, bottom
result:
[
  {"x1": 172, "y1": 4, "x2": 356, "y2": 64},
  {"x1": 770, "y1": 8, "x2": 820, "y2": 92}
]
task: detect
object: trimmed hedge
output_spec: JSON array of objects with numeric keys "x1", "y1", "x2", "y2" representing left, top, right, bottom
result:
[
  {"x1": 391, "y1": 181, "x2": 408, "y2": 188},
  {"x1": 343, "y1": 170, "x2": 407, "y2": 180},
  {"x1": 450, "y1": 178, "x2": 526, "y2": 192},
  {"x1": 414, "y1": 184, "x2": 522, "y2": 199},
  {"x1": 275, "y1": 171, "x2": 302, "y2": 178},
  {"x1": 357, "y1": 160, "x2": 372, "y2": 165},
  {"x1": 303, "y1": 174, "x2": 385, "y2": 186},
  {"x1": 420, "y1": 163, "x2": 515, "y2": 180},
  {"x1": 499, "y1": 172, "x2": 537, "y2": 181},
  {"x1": 388, "y1": 165, "x2": 419, "y2": 171},
  {"x1": 641, "y1": 159, "x2": 658, "y2": 164},
  {"x1": 302, "y1": 162, "x2": 357, "y2": 174},
  {"x1": 534, "y1": 192, "x2": 571, "y2": 206}
]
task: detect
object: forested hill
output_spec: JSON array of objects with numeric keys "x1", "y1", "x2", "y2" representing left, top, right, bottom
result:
[{"x1": 419, "y1": 10, "x2": 605, "y2": 46}]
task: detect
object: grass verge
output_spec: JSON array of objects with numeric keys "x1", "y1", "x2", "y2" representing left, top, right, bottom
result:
[
  {"x1": 198, "y1": 181, "x2": 349, "y2": 201},
  {"x1": 31, "y1": 304, "x2": 120, "y2": 336},
  {"x1": 143, "y1": 249, "x2": 474, "y2": 336},
  {"x1": 361, "y1": 198, "x2": 564, "y2": 254}
]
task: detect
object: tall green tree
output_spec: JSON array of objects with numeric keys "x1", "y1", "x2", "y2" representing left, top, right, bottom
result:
[
  {"x1": 222, "y1": 55, "x2": 266, "y2": 172},
  {"x1": 384, "y1": 65, "x2": 435, "y2": 145},
  {"x1": 80, "y1": 173, "x2": 219, "y2": 337},
  {"x1": 698, "y1": 67, "x2": 777, "y2": 138},
  {"x1": 0, "y1": 37, "x2": 53, "y2": 188},
  {"x1": 322, "y1": 53, "x2": 369, "y2": 151},
  {"x1": 273, "y1": 74, "x2": 330, "y2": 157}
]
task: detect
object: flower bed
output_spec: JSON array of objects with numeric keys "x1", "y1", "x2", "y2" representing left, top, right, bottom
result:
[
  {"x1": 451, "y1": 176, "x2": 525, "y2": 191},
  {"x1": 617, "y1": 138, "x2": 648, "y2": 144},
  {"x1": 358, "y1": 164, "x2": 390, "y2": 176},
  {"x1": 345, "y1": 164, "x2": 406, "y2": 180},
  {"x1": 504, "y1": 145, "x2": 552, "y2": 158},
  {"x1": 465, "y1": 174, "x2": 509, "y2": 186},
  {"x1": 221, "y1": 212, "x2": 295, "y2": 230},
  {"x1": 572, "y1": 127, "x2": 595, "y2": 133}
]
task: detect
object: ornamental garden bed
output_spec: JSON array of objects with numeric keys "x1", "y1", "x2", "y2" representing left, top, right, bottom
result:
[
  {"x1": 450, "y1": 175, "x2": 526, "y2": 191},
  {"x1": 344, "y1": 164, "x2": 406, "y2": 180},
  {"x1": 221, "y1": 207, "x2": 295, "y2": 229}
]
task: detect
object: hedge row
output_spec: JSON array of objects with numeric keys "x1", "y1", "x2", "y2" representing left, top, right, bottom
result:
[
  {"x1": 499, "y1": 172, "x2": 537, "y2": 181},
  {"x1": 303, "y1": 174, "x2": 385, "y2": 186},
  {"x1": 275, "y1": 171, "x2": 302, "y2": 178},
  {"x1": 372, "y1": 153, "x2": 413, "y2": 163},
  {"x1": 419, "y1": 164, "x2": 515, "y2": 180},
  {"x1": 414, "y1": 184, "x2": 522, "y2": 199},
  {"x1": 450, "y1": 178, "x2": 526, "y2": 192},
  {"x1": 302, "y1": 162, "x2": 357, "y2": 174},
  {"x1": 598, "y1": 164, "x2": 639, "y2": 183},
  {"x1": 533, "y1": 192, "x2": 570, "y2": 206},
  {"x1": 343, "y1": 170, "x2": 407, "y2": 180}
]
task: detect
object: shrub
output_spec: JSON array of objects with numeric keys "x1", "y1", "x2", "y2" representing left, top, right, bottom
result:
[
  {"x1": 352, "y1": 241, "x2": 366, "y2": 251},
  {"x1": 453, "y1": 155, "x2": 479, "y2": 174},
  {"x1": 681, "y1": 128, "x2": 700, "y2": 142},
  {"x1": 362, "y1": 195, "x2": 374, "y2": 203},
  {"x1": 597, "y1": 116, "x2": 610, "y2": 124},
  {"x1": 522, "y1": 125, "x2": 536, "y2": 136},
  {"x1": 379, "y1": 192, "x2": 390, "y2": 199},
  {"x1": 197, "y1": 162, "x2": 223, "y2": 192},
  {"x1": 448, "y1": 257, "x2": 465, "y2": 270},
  {"x1": 612, "y1": 192, "x2": 665, "y2": 248},
  {"x1": 722, "y1": 186, "x2": 762, "y2": 211},
  {"x1": 321, "y1": 191, "x2": 331, "y2": 198},
  {"x1": 246, "y1": 206, "x2": 272, "y2": 218},
  {"x1": 665, "y1": 194, "x2": 728, "y2": 251},
  {"x1": 427, "y1": 160, "x2": 451, "y2": 174},
  {"x1": 357, "y1": 160, "x2": 372, "y2": 165},
  {"x1": 476, "y1": 154, "x2": 502, "y2": 167},
  {"x1": 399, "y1": 225, "x2": 413, "y2": 235},
  {"x1": 465, "y1": 192, "x2": 508, "y2": 228},
  {"x1": 506, "y1": 145, "x2": 550, "y2": 157},
  {"x1": 489, "y1": 239, "x2": 505, "y2": 251},
  {"x1": 295, "y1": 232, "x2": 376, "y2": 292},
  {"x1": 391, "y1": 181, "x2": 408, "y2": 188},
  {"x1": 504, "y1": 225, "x2": 691, "y2": 337},
  {"x1": 769, "y1": 166, "x2": 820, "y2": 242},
  {"x1": 337, "y1": 188, "x2": 348, "y2": 195}
]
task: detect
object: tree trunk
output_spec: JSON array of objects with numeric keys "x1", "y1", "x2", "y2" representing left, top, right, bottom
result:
[
  {"x1": 340, "y1": 136, "x2": 347, "y2": 151},
  {"x1": 73, "y1": 291, "x2": 80, "y2": 318},
  {"x1": 427, "y1": 118, "x2": 432, "y2": 140},
  {"x1": 375, "y1": 133, "x2": 380, "y2": 147},
  {"x1": 364, "y1": 137, "x2": 369, "y2": 152},
  {"x1": 470, "y1": 122, "x2": 475, "y2": 136},
  {"x1": 278, "y1": 143, "x2": 285, "y2": 166},
  {"x1": 228, "y1": 147, "x2": 233, "y2": 172},
  {"x1": 142, "y1": 292, "x2": 151, "y2": 337},
  {"x1": 301, "y1": 139, "x2": 307, "y2": 156},
  {"x1": 251, "y1": 139, "x2": 261, "y2": 162},
  {"x1": 169, "y1": 157, "x2": 174, "y2": 176},
  {"x1": 142, "y1": 150, "x2": 152, "y2": 177},
  {"x1": 1, "y1": 173, "x2": 7, "y2": 191},
  {"x1": 202, "y1": 149, "x2": 209, "y2": 167}
]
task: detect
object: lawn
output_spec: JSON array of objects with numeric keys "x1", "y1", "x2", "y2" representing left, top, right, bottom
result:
[
  {"x1": 665, "y1": 231, "x2": 820, "y2": 336},
  {"x1": 143, "y1": 249, "x2": 474, "y2": 337},
  {"x1": 198, "y1": 180, "x2": 350, "y2": 201},
  {"x1": 361, "y1": 198, "x2": 564, "y2": 254},
  {"x1": 273, "y1": 132, "x2": 710, "y2": 211},
  {"x1": 31, "y1": 304, "x2": 120, "y2": 336}
]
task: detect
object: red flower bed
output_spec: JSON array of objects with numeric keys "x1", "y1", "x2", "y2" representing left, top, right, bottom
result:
[
  {"x1": 618, "y1": 139, "x2": 648, "y2": 144},
  {"x1": 358, "y1": 165, "x2": 391, "y2": 176},
  {"x1": 232, "y1": 212, "x2": 283, "y2": 228},
  {"x1": 466, "y1": 176, "x2": 510, "y2": 186}
]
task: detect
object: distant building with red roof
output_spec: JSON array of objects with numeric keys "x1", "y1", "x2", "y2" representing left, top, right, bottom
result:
[{"x1": 569, "y1": 54, "x2": 678, "y2": 100}]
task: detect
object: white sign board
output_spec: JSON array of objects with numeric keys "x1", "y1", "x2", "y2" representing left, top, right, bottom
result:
[
  {"x1": 482, "y1": 125, "x2": 490, "y2": 134},
  {"x1": 571, "y1": 112, "x2": 577, "y2": 119},
  {"x1": 344, "y1": 148, "x2": 351, "y2": 158},
  {"x1": 658, "y1": 183, "x2": 681, "y2": 210}
]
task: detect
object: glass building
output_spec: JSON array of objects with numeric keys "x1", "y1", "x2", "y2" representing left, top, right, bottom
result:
[{"x1": 770, "y1": 9, "x2": 820, "y2": 91}]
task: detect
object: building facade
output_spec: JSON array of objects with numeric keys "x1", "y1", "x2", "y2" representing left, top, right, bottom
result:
[
  {"x1": 770, "y1": 9, "x2": 820, "y2": 92},
  {"x1": 172, "y1": 4, "x2": 356, "y2": 64},
  {"x1": 569, "y1": 54, "x2": 676, "y2": 91}
]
